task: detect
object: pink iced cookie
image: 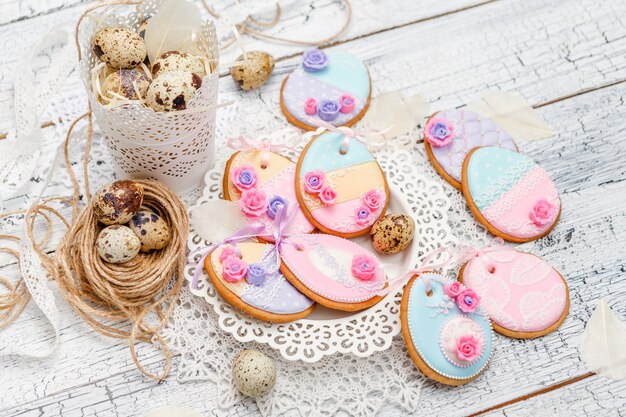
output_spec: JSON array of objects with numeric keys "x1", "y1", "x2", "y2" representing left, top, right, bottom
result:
[
  {"x1": 460, "y1": 248, "x2": 569, "y2": 338},
  {"x1": 224, "y1": 150, "x2": 315, "y2": 241},
  {"x1": 462, "y1": 147, "x2": 561, "y2": 243},
  {"x1": 279, "y1": 234, "x2": 387, "y2": 311}
]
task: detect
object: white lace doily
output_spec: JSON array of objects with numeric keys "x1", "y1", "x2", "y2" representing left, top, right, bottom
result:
[{"x1": 182, "y1": 136, "x2": 455, "y2": 362}]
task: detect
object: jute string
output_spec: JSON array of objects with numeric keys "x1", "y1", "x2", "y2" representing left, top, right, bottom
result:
[{"x1": 202, "y1": 0, "x2": 352, "y2": 50}]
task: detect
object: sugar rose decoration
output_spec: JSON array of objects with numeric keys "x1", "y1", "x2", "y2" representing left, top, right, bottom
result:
[
  {"x1": 304, "y1": 98, "x2": 317, "y2": 115},
  {"x1": 319, "y1": 186, "x2": 337, "y2": 206},
  {"x1": 363, "y1": 189, "x2": 384, "y2": 211},
  {"x1": 304, "y1": 170, "x2": 326, "y2": 193},
  {"x1": 246, "y1": 263, "x2": 266, "y2": 286},
  {"x1": 318, "y1": 99, "x2": 341, "y2": 122},
  {"x1": 529, "y1": 199, "x2": 556, "y2": 226},
  {"x1": 340, "y1": 94, "x2": 355, "y2": 113},
  {"x1": 232, "y1": 165, "x2": 259, "y2": 191},
  {"x1": 443, "y1": 282, "x2": 481, "y2": 313},
  {"x1": 267, "y1": 196, "x2": 288, "y2": 219},
  {"x1": 354, "y1": 206, "x2": 372, "y2": 225},
  {"x1": 351, "y1": 254, "x2": 379, "y2": 281},
  {"x1": 424, "y1": 118, "x2": 454, "y2": 147},
  {"x1": 219, "y1": 245, "x2": 239, "y2": 262},
  {"x1": 455, "y1": 335, "x2": 481, "y2": 362},
  {"x1": 238, "y1": 189, "x2": 269, "y2": 218},
  {"x1": 222, "y1": 256, "x2": 249, "y2": 283},
  {"x1": 302, "y1": 48, "x2": 329, "y2": 72}
]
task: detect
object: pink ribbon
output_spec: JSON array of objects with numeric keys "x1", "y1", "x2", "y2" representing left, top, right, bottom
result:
[
  {"x1": 378, "y1": 238, "x2": 507, "y2": 297},
  {"x1": 188, "y1": 201, "x2": 301, "y2": 289},
  {"x1": 305, "y1": 117, "x2": 393, "y2": 154},
  {"x1": 227, "y1": 128, "x2": 301, "y2": 168}
]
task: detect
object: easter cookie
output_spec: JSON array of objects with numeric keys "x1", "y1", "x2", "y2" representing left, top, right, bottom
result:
[
  {"x1": 459, "y1": 248, "x2": 569, "y2": 338},
  {"x1": 400, "y1": 274, "x2": 493, "y2": 386},
  {"x1": 295, "y1": 132, "x2": 389, "y2": 238},
  {"x1": 462, "y1": 147, "x2": 561, "y2": 242},
  {"x1": 224, "y1": 150, "x2": 315, "y2": 241},
  {"x1": 424, "y1": 109, "x2": 517, "y2": 190},
  {"x1": 279, "y1": 234, "x2": 387, "y2": 311},
  {"x1": 280, "y1": 48, "x2": 371, "y2": 131},
  {"x1": 204, "y1": 242, "x2": 315, "y2": 322}
]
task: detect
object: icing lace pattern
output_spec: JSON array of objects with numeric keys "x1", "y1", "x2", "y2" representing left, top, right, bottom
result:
[{"x1": 472, "y1": 157, "x2": 534, "y2": 209}]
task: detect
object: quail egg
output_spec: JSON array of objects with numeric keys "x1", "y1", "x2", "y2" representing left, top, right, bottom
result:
[
  {"x1": 93, "y1": 180, "x2": 144, "y2": 225},
  {"x1": 145, "y1": 71, "x2": 202, "y2": 111},
  {"x1": 232, "y1": 350, "x2": 277, "y2": 397},
  {"x1": 370, "y1": 213, "x2": 415, "y2": 255},
  {"x1": 129, "y1": 210, "x2": 170, "y2": 252},
  {"x1": 151, "y1": 51, "x2": 206, "y2": 78},
  {"x1": 230, "y1": 51, "x2": 275, "y2": 90},
  {"x1": 93, "y1": 27, "x2": 147, "y2": 69},
  {"x1": 100, "y1": 69, "x2": 151, "y2": 102},
  {"x1": 96, "y1": 225, "x2": 141, "y2": 264}
]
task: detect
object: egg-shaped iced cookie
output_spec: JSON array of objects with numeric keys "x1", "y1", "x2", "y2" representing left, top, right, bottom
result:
[
  {"x1": 462, "y1": 147, "x2": 561, "y2": 242},
  {"x1": 224, "y1": 150, "x2": 315, "y2": 241},
  {"x1": 280, "y1": 48, "x2": 371, "y2": 130},
  {"x1": 459, "y1": 248, "x2": 569, "y2": 338},
  {"x1": 401, "y1": 274, "x2": 493, "y2": 386},
  {"x1": 295, "y1": 132, "x2": 389, "y2": 238},
  {"x1": 424, "y1": 109, "x2": 517, "y2": 189},
  {"x1": 279, "y1": 234, "x2": 387, "y2": 311},
  {"x1": 204, "y1": 242, "x2": 315, "y2": 322}
]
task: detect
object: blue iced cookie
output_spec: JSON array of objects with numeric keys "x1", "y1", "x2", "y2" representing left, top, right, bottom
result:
[{"x1": 400, "y1": 273, "x2": 493, "y2": 385}]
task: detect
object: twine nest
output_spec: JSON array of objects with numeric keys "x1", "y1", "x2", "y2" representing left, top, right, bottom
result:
[{"x1": 54, "y1": 179, "x2": 188, "y2": 380}]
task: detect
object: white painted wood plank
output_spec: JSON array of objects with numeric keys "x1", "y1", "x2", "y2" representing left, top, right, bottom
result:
[
  {"x1": 0, "y1": 0, "x2": 90, "y2": 26},
  {"x1": 2, "y1": 0, "x2": 626, "y2": 415},
  {"x1": 484, "y1": 375, "x2": 626, "y2": 417},
  {"x1": 0, "y1": 0, "x2": 491, "y2": 131}
]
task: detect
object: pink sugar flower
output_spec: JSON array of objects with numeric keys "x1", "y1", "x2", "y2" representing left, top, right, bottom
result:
[
  {"x1": 529, "y1": 199, "x2": 556, "y2": 226},
  {"x1": 319, "y1": 186, "x2": 337, "y2": 206},
  {"x1": 355, "y1": 205, "x2": 372, "y2": 226},
  {"x1": 443, "y1": 281, "x2": 464, "y2": 299},
  {"x1": 238, "y1": 188, "x2": 268, "y2": 218},
  {"x1": 362, "y1": 189, "x2": 384, "y2": 211},
  {"x1": 221, "y1": 256, "x2": 248, "y2": 283},
  {"x1": 456, "y1": 288, "x2": 480, "y2": 313},
  {"x1": 351, "y1": 254, "x2": 379, "y2": 281},
  {"x1": 424, "y1": 118, "x2": 454, "y2": 147},
  {"x1": 231, "y1": 165, "x2": 259, "y2": 191},
  {"x1": 219, "y1": 245, "x2": 239, "y2": 262},
  {"x1": 456, "y1": 335, "x2": 481, "y2": 362},
  {"x1": 339, "y1": 94, "x2": 355, "y2": 113},
  {"x1": 304, "y1": 98, "x2": 317, "y2": 115},
  {"x1": 304, "y1": 170, "x2": 326, "y2": 193}
]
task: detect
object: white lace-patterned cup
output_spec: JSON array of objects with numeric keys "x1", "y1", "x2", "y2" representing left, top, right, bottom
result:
[{"x1": 77, "y1": 0, "x2": 220, "y2": 192}]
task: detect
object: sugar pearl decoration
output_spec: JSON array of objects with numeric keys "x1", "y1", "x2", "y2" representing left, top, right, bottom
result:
[
  {"x1": 230, "y1": 51, "x2": 275, "y2": 90},
  {"x1": 232, "y1": 350, "x2": 277, "y2": 397},
  {"x1": 370, "y1": 213, "x2": 415, "y2": 255}
]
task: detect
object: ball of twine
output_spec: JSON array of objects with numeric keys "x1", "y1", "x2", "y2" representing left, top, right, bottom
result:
[{"x1": 53, "y1": 179, "x2": 188, "y2": 380}]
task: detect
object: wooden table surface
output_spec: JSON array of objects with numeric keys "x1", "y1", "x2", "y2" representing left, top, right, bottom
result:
[{"x1": 1, "y1": 0, "x2": 626, "y2": 416}]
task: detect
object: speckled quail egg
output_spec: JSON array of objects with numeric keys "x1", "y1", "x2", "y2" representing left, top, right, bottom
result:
[
  {"x1": 96, "y1": 225, "x2": 141, "y2": 264},
  {"x1": 100, "y1": 69, "x2": 151, "y2": 102},
  {"x1": 232, "y1": 350, "x2": 277, "y2": 397},
  {"x1": 93, "y1": 27, "x2": 147, "y2": 69},
  {"x1": 151, "y1": 51, "x2": 206, "y2": 78},
  {"x1": 128, "y1": 210, "x2": 170, "y2": 252},
  {"x1": 93, "y1": 180, "x2": 144, "y2": 225},
  {"x1": 370, "y1": 213, "x2": 415, "y2": 255},
  {"x1": 230, "y1": 51, "x2": 275, "y2": 90},
  {"x1": 145, "y1": 71, "x2": 202, "y2": 112}
]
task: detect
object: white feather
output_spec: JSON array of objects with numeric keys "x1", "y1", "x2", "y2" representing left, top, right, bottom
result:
[
  {"x1": 189, "y1": 200, "x2": 248, "y2": 243},
  {"x1": 466, "y1": 90, "x2": 554, "y2": 141},
  {"x1": 143, "y1": 0, "x2": 205, "y2": 64},
  {"x1": 362, "y1": 91, "x2": 429, "y2": 143},
  {"x1": 580, "y1": 299, "x2": 626, "y2": 380}
]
